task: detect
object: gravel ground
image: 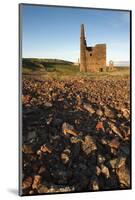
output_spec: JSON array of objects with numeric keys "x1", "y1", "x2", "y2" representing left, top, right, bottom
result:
[{"x1": 21, "y1": 76, "x2": 131, "y2": 195}]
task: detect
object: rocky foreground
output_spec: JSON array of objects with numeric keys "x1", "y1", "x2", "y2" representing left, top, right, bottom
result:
[{"x1": 21, "y1": 77, "x2": 131, "y2": 195}]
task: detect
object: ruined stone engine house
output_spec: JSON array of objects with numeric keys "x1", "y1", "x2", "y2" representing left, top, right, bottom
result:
[{"x1": 80, "y1": 24, "x2": 108, "y2": 72}]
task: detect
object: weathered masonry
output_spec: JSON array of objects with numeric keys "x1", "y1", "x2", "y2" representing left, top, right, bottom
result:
[{"x1": 80, "y1": 24, "x2": 108, "y2": 72}]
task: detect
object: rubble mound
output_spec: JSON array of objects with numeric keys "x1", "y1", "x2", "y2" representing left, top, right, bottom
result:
[{"x1": 22, "y1": 77, "x2": 130, "y2": 195}]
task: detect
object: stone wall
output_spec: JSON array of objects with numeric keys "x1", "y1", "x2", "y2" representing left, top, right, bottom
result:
[
  {"x1": 80, "y1": 24, "x2": 107, "y2": 72},
  {"x1": 86, "y1": 44, "x2": 106, "y2": 72}
]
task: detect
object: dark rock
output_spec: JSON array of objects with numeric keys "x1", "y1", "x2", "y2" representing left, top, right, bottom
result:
[
  {"x1": 26, "y1": 131, "x2": 37, "y2": 142},
  {"x1": 75, "y1": 175, "x2": 89, "y2": 190},
  {"x1": 51, "y1": 168, "x2": 72, "y2": 185},
  {"x1": 52, "y1": 118, "x2": 63, "y2": 127},
  {"x1": 72, "y1": 143, "x2": 81, "y2": 159},
  {"x1": 78, "y1": 163, "x2": 87, "y2": 170},
  {"x1": 38, "y1": 166, "x2": 46, "y2": 175},
  {"x1": 119, "y1": 144, "x2": 130, "y2": 156}
]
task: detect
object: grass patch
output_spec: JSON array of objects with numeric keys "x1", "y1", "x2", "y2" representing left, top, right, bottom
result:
[{"x1": 22, "y1": 58, "x2": 130, "y2": 80}]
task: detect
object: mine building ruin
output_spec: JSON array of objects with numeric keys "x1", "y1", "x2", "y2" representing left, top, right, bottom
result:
[{"x1": 80, "y1": 24, "x2": 112, "y2": 72}]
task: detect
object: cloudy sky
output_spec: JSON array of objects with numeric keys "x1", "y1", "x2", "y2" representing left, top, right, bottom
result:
[{"x1": 21, "y1": 4, "x2": 130, "y2": 64}]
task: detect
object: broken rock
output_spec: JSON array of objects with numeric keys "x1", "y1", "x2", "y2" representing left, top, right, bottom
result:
[
  {"x1": 116, "y1": 165, "x2": 130, "y2": 188},
  {"x1": 62, "y1": 122, "x2": 78, "y2": 136},
  {"x1": 22, "y1": 176, "x2": 33, "y2": 190},
  {"x1": 121, "y1": 108, "x2": 130, "y2": 120},
  {"x1": 32, "y1": 175, "x2": 41, "y2": 190},
  {"x1": 83, "y1": 103, "x2": 95, "y2": 114},
  {"x1": 44, "y1": 102, "x2": 53, "y2": 108},
  {"x1": 40, "y1": 144, "x2": 52, "y2": 154},
  {"x1": 22, "y1": 144, "x2": 33, "y2": 154},
  {"x1": 81, "y1": 135, "x2": 97, "y2": 155},
  {"x1": 90, "y1": 176, "x2": 99, "y2": 191},
  {"x1": 101, "y1": 164, "x2": 110, "y2": 178},
  {"x1": 61, "y1": 152, "x2": 70, "y2": 164},
  {"x1": 96, "y1": 109, "x2": 103, "y2": 116},
  {"x1": 108, "y1": 138, "x2": 120, "y2": 149},
  {"x1": 96, "y1": 121, "x2": 105, "y2": 132}
]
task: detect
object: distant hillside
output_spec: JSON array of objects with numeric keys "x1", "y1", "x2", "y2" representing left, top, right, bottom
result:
[{"x1": 22, "y1": 58, "x2": 73, "y2": 71}]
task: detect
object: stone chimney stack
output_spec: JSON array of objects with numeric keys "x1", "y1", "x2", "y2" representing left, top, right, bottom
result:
[{"x1": 80, "y1": 24, "x2": 87, "y2": 72}]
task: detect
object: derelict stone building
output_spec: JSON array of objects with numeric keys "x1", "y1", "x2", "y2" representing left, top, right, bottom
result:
[{"x1": 80, "y1": 24, "x2": 107, "y2": 72}]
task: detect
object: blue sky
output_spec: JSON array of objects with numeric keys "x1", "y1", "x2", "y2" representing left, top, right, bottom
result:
[{"x1": 21, "y1": 4, "x2": 130, "y2": 63}]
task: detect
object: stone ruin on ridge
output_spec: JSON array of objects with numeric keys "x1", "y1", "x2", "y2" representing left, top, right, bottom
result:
[{"x1": 80, "y1": 24, "x2": 113, "y2": 72}]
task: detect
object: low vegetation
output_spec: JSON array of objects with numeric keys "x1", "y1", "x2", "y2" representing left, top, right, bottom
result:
[{"x1": 22, "y1": 58, "x2": 130, "y2": 80}]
